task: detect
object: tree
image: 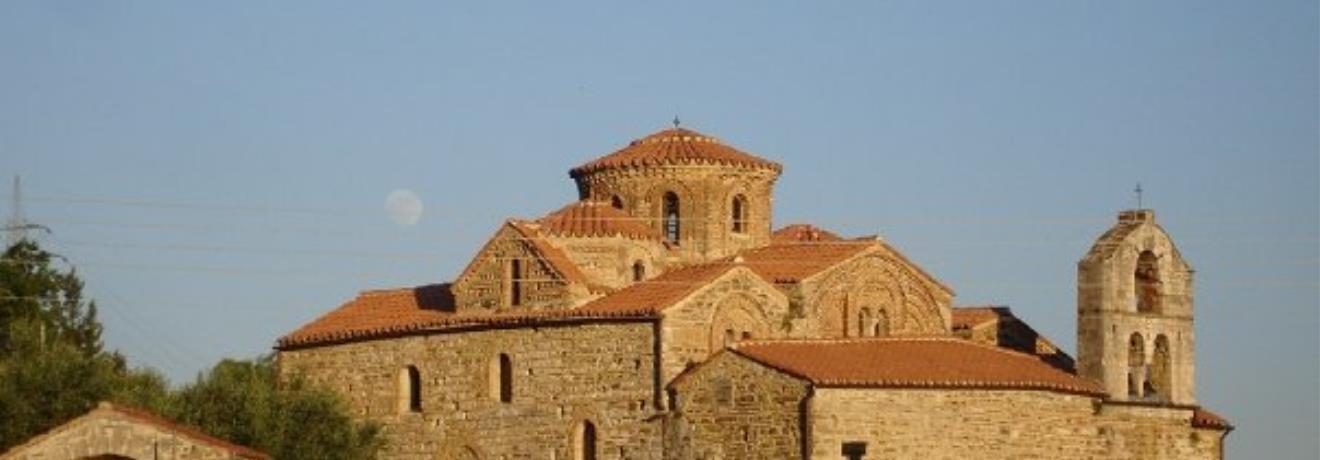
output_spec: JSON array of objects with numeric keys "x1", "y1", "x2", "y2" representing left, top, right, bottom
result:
[
  {"x1": 0, "y1": 239, "x2": 381, "y2": 457},
  {"x1": 0, "y1": 240, "x2": 101, "y2": 355},
  {"x1": 171, "y1": 356, "x2": 381, "y2": 460}
]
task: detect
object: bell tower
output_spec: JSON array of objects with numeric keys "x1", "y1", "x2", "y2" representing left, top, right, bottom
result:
[{"x1": 1077, "y1": 209, "x2": 1196, "y2": 405}]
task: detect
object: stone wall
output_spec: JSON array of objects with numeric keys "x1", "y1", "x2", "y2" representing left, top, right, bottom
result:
[
  {"x1": 453, "y1": 224, "x2": 575, "y2": 311},
  {"x1": 573, "y1": 165, "x2": 778, "y2": 263},
  {"x1": 794, "y1": 250, "x2": 951, "y2": 339},
  {"x1": 809, "y1": 388, "x2": 1221, "y2": 460},
  {"x1": 549, "y1": 235, "x2": 670, "y2": 290},
  {"x1": 665, "y1": 351, "x2": 810, "y2": 460},
  {"x1": 658, "y1": 267, "x2": 789, "y2": 388},
  {"x1": 277, "y1": 321, "x2": 663, "y2": 460}
]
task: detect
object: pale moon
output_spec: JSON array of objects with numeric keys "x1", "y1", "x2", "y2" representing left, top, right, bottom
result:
[{"x1": 385, "y1": 189, "x2": 423, "y2": 226}]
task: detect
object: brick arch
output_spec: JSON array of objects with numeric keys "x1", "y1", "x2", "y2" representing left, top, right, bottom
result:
[
  {"x1": 707, "y1": 292, "x2": 771, "y2": 353},
  {"x1": 809, "y1": 254, "x2": 945, "y2": 337}
]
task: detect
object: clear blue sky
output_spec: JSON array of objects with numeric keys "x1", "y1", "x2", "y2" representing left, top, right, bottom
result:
[{"x1": 2, "y1": 1, "x2": 1315, "y2": 457}]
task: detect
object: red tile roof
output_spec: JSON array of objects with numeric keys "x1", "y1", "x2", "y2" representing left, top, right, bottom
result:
[
  {"x1": 276, "y1": 284, "x2": 652, "y2": 349},
  {"x1": 1191, "y1": 407, "x2": 1232, "y2": 430},
  {"x1": 735, "y1": 241, "x2": 874, "y2": 284},
  {"x1": 771, "y1": 223, "x2": 844, "y2": 243},
  {"x1": 570, "y1": 128, "x2": 781, "y2": 178},
  {"x1": 0, "y1": 402, "x2": 270, "y2": 460},
  {"x1": 575, "y1": 263, "x2": 740, "y2": 314},
  {"x1": 951, "y1": 305, "x2": 1009, "y2": 330},
  {"x1": 538, "y1": 200, "x2": 660, "y2": 240},
  {"x1": 728, "y1": 337, "x2": 1105, "y2": 396}
]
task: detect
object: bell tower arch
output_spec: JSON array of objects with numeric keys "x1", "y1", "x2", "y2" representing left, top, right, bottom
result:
[{"x1": 1077, "y1": 209, "x2": 1196, "y2": 405}]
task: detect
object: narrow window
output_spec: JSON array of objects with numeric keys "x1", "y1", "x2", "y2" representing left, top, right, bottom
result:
[
  {"x1": 857, "y1": 308, "x2": 873, "y2": 337},
  {"x1": 873, "y1": 310, "x2": 889, "y2": 338},
  {"x1": 632, "y1": 261, "x2": 645, "y2": 282},
  {"x1": 398, "y1": 365, "x2": 422, "y2": 413},
  {"x1": 1127, "y1": 333, "x2": 1146, "y2": 398},
  {"x1": 575, "y1": 420, "x2": 598, "y2": 460},
  {"x1": 1135, "y1": 250, "x2": 1161, "y2": 313},
  {"x1": 731, "y1": 194, "x2": 747, "y2": 234},
  {"x1": 723, "y1": 328, "x2": 735, "y2": 347},
  {"x1": 491, "y1": 353, "x2": 513, "y2": 403},
  {"x1": 662, "y1": 192, "x2": 680, "y2": 244},
  {"x1": 610, "y1": 195, "x2": 624, "y2": 210},
  {"x1": 741, "y1": 331, "x2": 752, "y2": 340},
  {"x1": 509, "y1": 258, "x2": 524, "y2": 307}
]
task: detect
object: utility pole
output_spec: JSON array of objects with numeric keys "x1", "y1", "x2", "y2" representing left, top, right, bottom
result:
[{"x1": 4, "y1": 175, "x2": 49, "y2": 246}]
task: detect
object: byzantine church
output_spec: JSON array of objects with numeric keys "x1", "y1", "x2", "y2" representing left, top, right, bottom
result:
[{"x1": 276, "y1": 127, "x2": 1230, "y2": 460}]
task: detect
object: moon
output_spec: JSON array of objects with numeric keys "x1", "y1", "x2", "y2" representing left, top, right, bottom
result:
[{"x1": 385, "y1": 189, "x2": 423, "y2": 226}]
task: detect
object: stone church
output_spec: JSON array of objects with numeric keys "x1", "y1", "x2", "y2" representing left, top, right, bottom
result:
[{"x1": 276, "y1": 127, "x2": 1231, "y2": 459}]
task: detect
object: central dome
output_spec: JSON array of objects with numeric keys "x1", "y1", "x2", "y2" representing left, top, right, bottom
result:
[{"x1": 569, "y1": 128, "x2": 781, "y2": 178}]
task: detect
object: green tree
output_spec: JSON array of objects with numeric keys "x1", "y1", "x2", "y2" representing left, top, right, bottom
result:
[
  {"x1": 0, "y1": 239, "x2": 380, "y2": 458},
  {"x1": 0, "y1": 240, "x2": 101, "y2": 355},
  {"x1": 172, "y1": 356, "x2": 381, "y2": 460}
]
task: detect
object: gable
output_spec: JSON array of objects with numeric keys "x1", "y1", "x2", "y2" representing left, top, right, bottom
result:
[{"x1": 452, "y1": 221, "x2": 589, "y2": 311}]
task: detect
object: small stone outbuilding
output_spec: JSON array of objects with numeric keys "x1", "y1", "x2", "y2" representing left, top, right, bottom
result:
[{"x1": 0, "y1": 402, "x2": 268, "y2": 460}]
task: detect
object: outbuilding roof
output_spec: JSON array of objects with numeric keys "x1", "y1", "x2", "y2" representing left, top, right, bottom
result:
[
  {"x1": 0, "y1": 402, "x2": 270, "y2": 460},
  {"x1": 727, "y1": 337, "x2": 1105, "y2": 396}
]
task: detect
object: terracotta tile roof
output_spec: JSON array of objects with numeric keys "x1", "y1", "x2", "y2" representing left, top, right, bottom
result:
[
  {"x1": 276, "y1": 284, "x2": 652, "y2": 349},
  {"x1": 728, "y1": 337, "x2": 1105, "y2": 396},
  {"x1": 538, "y1": 200, "x2": 660, "y2": 240},
  {"x1": 575, "y1": 263, "x2": 739, "y2": 314},
  {"x1": 951, "y1": 305, "x2": 1010, "y2": 330},
  {"x1": 0, "y1": 401, "x2": 270, "y2": 460},
  {"x1": 951, "y1": 305, "x2": 1076, "y2": 373},
  {"x1": 734, "y1": 241, "x2": 874, "y2": 284},
  {"x1": 771, "y1": 223, "x2": 844, "y2": 243},
  {"x1": 1191, "y1": 407, "x2": 1232, "y2": 430},
  {"x1": 570, "y1": 128, "x2": 782, "y2": 178}
]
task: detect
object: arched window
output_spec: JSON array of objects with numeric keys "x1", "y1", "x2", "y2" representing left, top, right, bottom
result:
[
  {"x1": 398, "y1": 365, "x2": 421, "y2": 413},
  {"x1": 1135, "y1": 250, "x2": 1161, "y2": 313},
  {"x1": 1127, "y1": 333, "x2": 1146, "y2": 398},
  {"x1": 873, "y1": 310, "x2": 889, "y2": 337},
  {"x1": 632, "y1": 261, "x2": 645, "y2": 282},
  {"x1": 662, "y1": 192, "x2": 680, "y2": 244},
  {"x1": 574, "y1": 420, "x2": 598, "y2": 460},
  {"x1": 491, "y1": 353, "x2": 513, "y2": 403},
  {"x1": 731, "y1": 194, "x2": 747, "y2": 234},
  {"x1": 857, "y1": 308, "x2": 873, "y2": 337},
  {"x1": 1150, "y1": 335, "x2": 1172, "y2": 400},
  {"x1": 610, "y1": 195, "x2": 624, "y2": 210}
]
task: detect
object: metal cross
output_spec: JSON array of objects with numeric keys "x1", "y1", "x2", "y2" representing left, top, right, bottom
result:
[
  {"x1": 672, "y1": 116, "x2": 681, "y2": 128},
  {"x1": 1134, "y1": 182, "x2": 1144, "y2": 210}
]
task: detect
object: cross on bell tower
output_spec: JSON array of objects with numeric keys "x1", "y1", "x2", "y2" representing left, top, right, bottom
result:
[{"x1": 1134, "y1": 183, "x2": 1144, "y2": 210}]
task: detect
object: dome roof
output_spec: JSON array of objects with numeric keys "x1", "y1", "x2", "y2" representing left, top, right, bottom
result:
[
  {"x1": 537, "y1": 200, "x2": 660, "y2": 240},
  {"x1": 570, "y1": 128, "x2": 781, "y2": 178}
]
